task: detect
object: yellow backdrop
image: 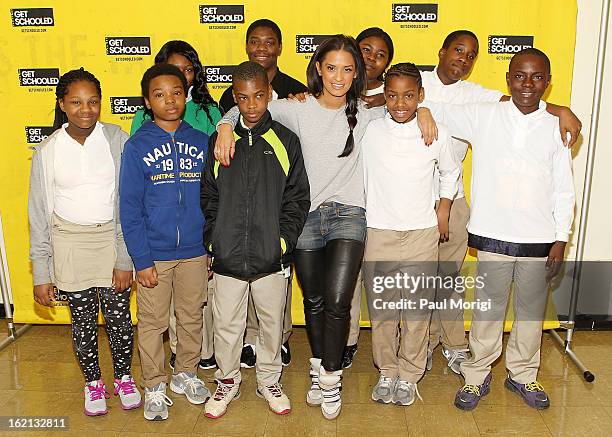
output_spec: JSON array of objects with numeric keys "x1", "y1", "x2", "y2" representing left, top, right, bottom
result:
[{"x1": 2, "y1": 0, "x2": 576, "y2": 326}]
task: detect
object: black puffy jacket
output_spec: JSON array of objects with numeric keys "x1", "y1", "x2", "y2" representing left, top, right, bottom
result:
[{"x1": 201, "y1": 110, "x2": 310, "y2": 280}]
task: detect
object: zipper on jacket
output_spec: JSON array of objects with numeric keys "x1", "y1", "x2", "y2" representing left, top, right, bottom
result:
[
  {"x1": 172, "y1": 135, "x2": 181, "y2": 247},
  {"x1": 248, "y1": 129, "x2": 253, "y2": 147},
  {"x1": 244, "y1": 129, "x2": 251, "y2": 273}
]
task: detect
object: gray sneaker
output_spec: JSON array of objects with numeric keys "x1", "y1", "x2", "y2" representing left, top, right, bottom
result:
[
  {"x1": 392, "y1": 380, "x2": 422, "y2": 406},
  {"x1": 144, "y1": 382, "x2": 173, "y2": 421},
  {"x1": 442, "y1": 348, "x2": 470, "y2": 375},
  {"x1": 170, "y1": 372, "x2": 211, "y2": 405},
  {"x1": 371, "y1": 374, "x2": 396, "y2": 404}
]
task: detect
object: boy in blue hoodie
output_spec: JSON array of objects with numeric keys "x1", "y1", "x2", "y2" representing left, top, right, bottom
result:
[{"x1": 120, "y1": 63, "x2": 210, "y2": 421}]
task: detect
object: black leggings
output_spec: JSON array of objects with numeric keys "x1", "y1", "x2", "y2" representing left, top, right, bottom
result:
[
  {"x1": 295, "y1": 239, "x2": 364, "y2": 371},
  {"x1": 65, "y1": 287, "x2": 134, "y2": 382}
]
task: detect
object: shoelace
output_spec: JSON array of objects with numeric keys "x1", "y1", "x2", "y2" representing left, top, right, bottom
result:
[
  {"x1": 147, "y1": 390, "x2": 173, "y2": 407},
  {"x1": 379, "y1": 376, "x2": 394, "y2": 388},
  {"x1": 396, "y1": 381, "x2": 423, "y2": 402},
  {"x1": 213, "y1": 381, "x2": 235, "y2": 401},
  {"x1": 88, "y1": 382, "x2": 110, "y2": 402},
  {"x1": 461, "y1": 384, "x2": 481, "y2": 396},
  {"x1": 115, "y1": 378, "x2": 136, "y2": 395},
  {"x1": 447, "y1": 348, "x2": 470, "y2": 369},
  {"x1": 524, "y1": 381, "x2": 545, "y2": 392},
  {"x1": 183, "y1": 375, "x2": 206, "y2": 394},
  {"x1": 266, "y1": 383, "x2": 284, "y2": 398}
]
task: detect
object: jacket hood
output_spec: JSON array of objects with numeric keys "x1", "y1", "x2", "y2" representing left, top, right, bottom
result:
[
  {"x1": 234, "y1": 110, "x2": 273, "y2": 139},
  {"x1": 133, "y1": 119, "x2": 194, "y2": 138}
]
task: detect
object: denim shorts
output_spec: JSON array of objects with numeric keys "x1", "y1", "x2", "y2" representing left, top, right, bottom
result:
[{"x1": 296, "y1": 202, "x2": 367, "y2": 250}]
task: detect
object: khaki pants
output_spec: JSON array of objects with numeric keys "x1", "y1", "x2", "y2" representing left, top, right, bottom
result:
[
  {"x1": 169, "y1": 275, "x2": 215, "y2": 359},
  {"x1": 137, "y1": 256, "x2": 207, "y2": 388},
  {"x1": 214, "y1": 272, "x2": 288, "y2": 387},
  {"x1": 460, "y1": 250, "x2": 548, "y2": 385},
  {"x1": 429, "y1": 198, "x2": 470, "y2": 350},
  {"x1": 245, "y1": 271, "x2": 292, "y2": 346},
  {"x1": 347, "y1": 271, "x2": 363, "y2": 346},
  {"x1": 364, "y1": 227, "x2": 439, "y2": 383}
]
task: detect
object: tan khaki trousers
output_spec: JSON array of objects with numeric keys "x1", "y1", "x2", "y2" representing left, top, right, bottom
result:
[
  {"x1": 429, "y1": 197, "x2": 470, "y2": 350},
  {"x1": 460, "y1": 250, "x2": 548, "y2": 385},
  {"x1": 364, "y1": 227, "x2": 439, "y2": 383},
  {"x1": 136, "y1": 256, "x2": 207, "y2": 388},
  {"x1": 169, "y1": 275, "x2": 215, "y2": 359},
  {"x1": 347, "y1": 271, "x2": 364, "y2": 346},
  {"x1": 213, "y1": 272, "x2": 288, "y2": 387}
]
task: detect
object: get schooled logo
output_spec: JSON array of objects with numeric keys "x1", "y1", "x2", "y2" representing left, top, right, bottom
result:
[
  {"x1": 392, "y1": 3, "x2": 438, "y2": 28},
  {"x1": 105, "y1": 37, "x2": 151, "y2": 61},
  {"x1": 206, "y1": 65, "x2": 236, "y2": 89},
  {"x1": 11, "y1": 8, "x2": 54, "y2": 32},
  {"x1": 18, "y1": 68, "x2": 59, "y2": 92},
  {"x1": 199, "y1": 5, "x2": 244, "y2": 29},
  {"x1": 25, "y1": 126, "x2": 54, "y2": 143},
  {"x1": 488, "y1": 35, "x2": 534, "y2": 59},
  {"x1": 296, "y1": 35, "x2": 332, "y2": 57},
  {"x1": 111, "y1": 97, "x2": 144, "y2": 120}
]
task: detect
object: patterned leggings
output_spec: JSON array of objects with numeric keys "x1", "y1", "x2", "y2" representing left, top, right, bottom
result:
[{"x1": 65, "y1": 287, "x2": 134, "y2": 382}]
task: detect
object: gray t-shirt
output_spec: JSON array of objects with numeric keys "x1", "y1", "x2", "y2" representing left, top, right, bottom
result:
[{"x1": 221, "y1": 96, "x2": 385, "y2": 211}]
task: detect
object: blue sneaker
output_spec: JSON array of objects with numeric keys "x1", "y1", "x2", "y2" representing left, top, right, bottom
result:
[
  {"x1": 504, "y1": 378, "x2": 550, "y2": 409},
  {"x1": 454, "y1": 372, "x2": 492, "y2": 411}
]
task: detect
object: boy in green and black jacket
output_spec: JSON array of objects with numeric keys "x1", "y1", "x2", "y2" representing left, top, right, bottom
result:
[{"x1": 201, "y1": 61, "x2": 309, "y2": 419}]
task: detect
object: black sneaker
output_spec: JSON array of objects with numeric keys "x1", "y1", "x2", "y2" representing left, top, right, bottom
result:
[
  {"x1": 169, "y1": 352, "x2": 176, "y2": 370},
  {"x1": 341, "y1": 344, "x2": 358, "y2": 369},
  {"x1": 199, "y1": 355, "x2": 217, "y2": 370},
  {"x1": 240, "y1": 344, "x2": 256, "y2": 368},
  {"x1": 281, "y1": 341, "x2": 291, "y2": 367}
]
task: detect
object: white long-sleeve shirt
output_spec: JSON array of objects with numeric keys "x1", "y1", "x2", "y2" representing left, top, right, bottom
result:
[
  {"x1": 421, "y1": 68, "x2": 503, "y2": 200},
  {"x1": 362, "y1": 114, "x2": 459, "y2": 231},
  {"x1": 424, "y1": 99, "x2": 574, "y2": 243}
]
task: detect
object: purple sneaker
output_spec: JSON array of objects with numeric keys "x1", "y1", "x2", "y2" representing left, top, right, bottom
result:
[
  {"x1": 504, "y1": 378, "x2": 550, "y2": 409},
  {"x1": 454, "y1": 372, "x2": 492, "y2": 411}
]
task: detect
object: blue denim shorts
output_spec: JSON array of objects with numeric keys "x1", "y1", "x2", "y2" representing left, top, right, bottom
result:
[{"x1": 296, "y1": 202, "x2": 367, "y2": 250}]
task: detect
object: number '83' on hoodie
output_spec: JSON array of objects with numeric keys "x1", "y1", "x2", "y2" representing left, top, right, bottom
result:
[{"x1": 119, "y1": 120, "x2": 208, "y2": 271}]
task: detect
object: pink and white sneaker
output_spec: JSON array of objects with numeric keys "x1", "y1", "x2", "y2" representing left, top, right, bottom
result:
[
  {"x1": 114, "y1": 375, "x2": 142, "y2": 410},
  {"x1": 84, "y1": 380, "x2": 110, "y2": 416}
]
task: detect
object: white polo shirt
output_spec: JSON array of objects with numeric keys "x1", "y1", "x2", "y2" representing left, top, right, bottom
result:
[
  {"x1": 421, "y1": 68, "x2": 503, "y2": 200},
  {"x1": 362, "y1": 113, "x2": 459, "y2": 231},
  {"x1": 425, "y1": 99, "x2": 574, "y2": 243},
  {"x1": 53, "y1": 122, "x2": 115, "y2": 225}
]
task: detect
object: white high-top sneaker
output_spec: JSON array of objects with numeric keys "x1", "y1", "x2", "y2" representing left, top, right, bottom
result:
[
  {"x1": 306, "y1": 358, "x2": 323, "y2": 406},
  {"x1": 256, "y1": 382, "x2": 291, "y2": 415},
  {"x1": 318, "y1": 365, "x2": 342, "y2": 420},
  {"x1": 204, "y1": 378, "x2": 241, "y2": 419},
  {"x1": 84, "y1": 380, "x2": 109, "y2": 416}
]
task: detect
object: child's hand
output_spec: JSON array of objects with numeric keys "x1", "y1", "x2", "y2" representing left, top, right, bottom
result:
[
  {"x1": 112, "y1": 269, "x2": 133, "y2": 292},
  {"x1": 416, "y1": 107, "x2": 438, "y2": 146},
  {"x1": 206, "y1": 256, "x2": 213, "y2": 279},
  {"x1": 287, "y1": 92, "x2": 308, "y2": 102},
  {"x1": 360, "y1": 93, "x2": 386, "y2": 109},
  {"x1": 33, "y1": 283, "x2": 55, "y2": 307},
  {"x1": 559, "y1": 108, "x2": 582, "y2": 148},
  {"x1": 214, "y1": 124, "x2": 236, "y2": 167},
  {"x1": 436, "y1": 199, "x2": 452, "y2": 243},
  {"x1": 545, "y1": 241, "x2": 566, "y2": 282},
  {"x1": 137, "y1": 266, "x2": 159, "y2": 288}
]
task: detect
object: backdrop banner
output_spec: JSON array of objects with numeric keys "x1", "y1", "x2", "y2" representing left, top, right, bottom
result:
[{"x1": 2, "y1": 0, "x2": 577, "y2": 327}]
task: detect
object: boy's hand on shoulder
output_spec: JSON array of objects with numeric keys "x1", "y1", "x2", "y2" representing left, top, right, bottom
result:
[
  {"x1": 207, "y1": 256, "x2": 213, "y2": 279},
  {"x1": 545, "y1": 241, "x2": 566, "y2": 282},
  {"x1": 436, "y1": 199, "x2": 452, "y2": 243},
  {"x1": 559, "y1": 107, "x2": 581, "y2": 148},
  {"x1": 33, "y1": 283, "x2": 55, "y2": 307},
  {"x1": 416, "y1": 107, "x2": 438, "y2": 146},
  {"x1": 287, "y1": 92, "x2": 309, "y2": 102},
  {"x1": 360, "y1": 93, "x2": 386, "y2": 109},
  {"x1": 112, "y1": 269, "x2": 133, "y2": 292},
  {"x1": 137, "y1": 266, "x2": 158, "y2": 288},
  {"x1": 214, "y1": 124, "x2": 235, "y2": 167}
]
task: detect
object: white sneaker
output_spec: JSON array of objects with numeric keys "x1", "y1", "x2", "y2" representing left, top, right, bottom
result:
[
  {"x1": 442, "y1": 347, "x2": 470, "y2": 375},
  {"x1": 392, "y1": 380, "x2": 422, "y2": 406},
  {"x1": 371, "y1": 374, "x2": 396, "y2": 404},
  {"x1": 114, "y1": 375, "x2": 142, "y2": 410},
  {"x1": 319, "y1": 365, "x2": 342, "y2": 420},
  {"x1": 144, "y1": 382, "x2": 173, "y2": 421},
  {"x1": 256, "y1": 383, "x2": 291, "y2": 415},
  {"x1": 84, "y1": 380, "x2": 109, "y2": 416},
  {"x1": 307, "y1": 358, "x2": 322, "y2": 406},
  {"x1": 170, "y1": 372, "x2": 211, "y2": 405},
  {"x1": 204, "y1": 378, "x2": 241, "y2": 419}
]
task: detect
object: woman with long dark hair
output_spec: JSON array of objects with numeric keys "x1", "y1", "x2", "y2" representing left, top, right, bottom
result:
[{"x1": 213, "y1": 34, "x2": 437, "y2": 420}]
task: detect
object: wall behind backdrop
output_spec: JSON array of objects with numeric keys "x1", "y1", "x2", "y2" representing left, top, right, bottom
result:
[{"x1": 1, "y1": 0, "x2": 577, "y2": 323}]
